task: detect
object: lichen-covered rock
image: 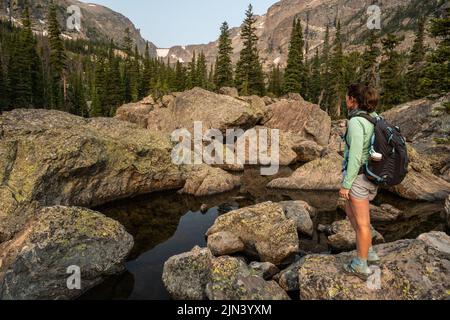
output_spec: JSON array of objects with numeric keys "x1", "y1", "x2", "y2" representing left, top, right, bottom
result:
[
  {"x1": 0, "y1": 109, "x2": 185, "y2": 242},
  {"x1": 162, "y1": 246, "x2": 214, "y2": 300},
  {"x1": 319, "y1": 219, "x2": 384, "y2": 252},
  {"x1": 263, "y1": 99, "x2": 331, "y2": 146},
  {"x1": 207, "y1": 231, "x2": 245, "y2": 256},
  {"x1": 279, "y1": 201, "x2": 316, "y2": 237},
  {"x1": 179, "y1": 165, "x2": 241, "y2": 197},
  {"x1": 298, "y1": 232, "x2": 450, "y2": 300},
  {"x1": 248, "y1": 262, "x2": 280, "y2": 280},
  {"x1": 267, "y1": 153, "x2": 343, "y2": 191},
  {"x1": 205, "y1": 256, "x2": 290, "y2": 300},
  {"x1": 206, "y1": 202, "x2": 299, "y2": 265},
  {"x1": 275, "y1": 258, "x2": 306, "y2": 292},
  {"x1": 0, "y1": 206, "x2": 133, "y2": 300}
]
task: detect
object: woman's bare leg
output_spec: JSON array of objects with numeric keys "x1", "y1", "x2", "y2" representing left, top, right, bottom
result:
[
  {"x1": 345, "y1": 201, "x2": 358, "y2": 230},
  {"x1": 349, "y1": 196, "x2": 372, "y2": 260}
]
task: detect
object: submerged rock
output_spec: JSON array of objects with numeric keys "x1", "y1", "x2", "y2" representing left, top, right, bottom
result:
[
  {"x1": 298, "y1": 232, "x2": 450, "y2": 300},
  {"x1": 0, "y1": 206, "x2": 133, "y2": 300},
  {"x1": 267, "y1": 153, "x2": 343, "y2": 191},
  {"x1": 319, "y1": 219, "x2": 384, "y2": 252},
  {"x1": 206, "y1": 202, "x2": 299, "y2": 265}
]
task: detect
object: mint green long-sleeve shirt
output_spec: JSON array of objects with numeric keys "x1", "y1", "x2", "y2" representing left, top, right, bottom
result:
[{"x1": 342, "y1": 112, "x2": 378, "y2": 190}]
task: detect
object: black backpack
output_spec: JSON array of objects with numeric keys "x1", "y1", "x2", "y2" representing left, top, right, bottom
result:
[{"x1": 347, "y1": 112, "x2": 409, "y2": 187}]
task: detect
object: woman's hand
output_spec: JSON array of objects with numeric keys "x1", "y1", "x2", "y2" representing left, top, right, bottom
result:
[{"x1": 339, "y1": 188, "x2": 350, "y2": 201}]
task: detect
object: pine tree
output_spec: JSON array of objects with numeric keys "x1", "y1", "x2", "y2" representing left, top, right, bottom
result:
[
  {"x1": 319, "y1": 24, "x2": 331, "y2": 109},
  {"x1": 406, "y1": 17, "x2": 428, "y2": 99},
  {"x1": 283, "y1": 18, "x2": 306, "y2": 95},
  {"x1": 361, "y1": 30, "x2": 381, "y2": 88},
  {"x1": 0, "y1": 53, "x2": 7, "y2": 111},
  {"x1": 409, "y1": 17, "x2": 426, "y2": 65},
  {"x1": 307, "y1": 48, "x2": 322, "y2": 104},
  {"x1": 216, "y1": 21, "x2": 234, "y2": 88},
  {"x1": 196, "y1": 51, "x2": 208, "y2": 88},
  {"x1": 48, "y1": 2, "x2": 66, "y2": 110},
  {"x1": 417, "y1": 9, "x2": 450, "y2": 96},
  {"x1": 268, "y1": 64, "x2": 283, "y2": 97},
  {"x1": 141, "y1": 41, "x2": 153, "y2": 97},
  {"x1": 235, "y1": 4, "x2": 265, "y2": 96},
  {"x1": 104, "y1": 42, "x2": 123, "y2": 116},
  {"x1": 174, "y1": 60, "x2": 186, "y2": 92},
  {"x1": 187, "y1": 51, "x2": 197, "y2": 89},
  {"x1": 328, "y1": 21, "x2": 345, "y2": 118},
  {"x1": 380, "y1": 34, "x2": 407, "y2": 108}
]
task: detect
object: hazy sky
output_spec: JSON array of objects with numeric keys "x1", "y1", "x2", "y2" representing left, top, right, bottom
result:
[{"x1": 80, "y1": 0, "x2": 276, "y2": 48}]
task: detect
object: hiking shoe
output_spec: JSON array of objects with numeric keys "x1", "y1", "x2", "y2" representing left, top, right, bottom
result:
[
  {"x1": 368, "y1": 247, "x2": 381, "y2": 266},
  {"x1": 343, "y1": 258, "x2": 373, "y2": 281}
]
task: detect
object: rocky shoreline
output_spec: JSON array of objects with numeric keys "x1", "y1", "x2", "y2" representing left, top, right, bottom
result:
[{"x1": 1, "y1": 88, "x2": 449, "y2": 299}]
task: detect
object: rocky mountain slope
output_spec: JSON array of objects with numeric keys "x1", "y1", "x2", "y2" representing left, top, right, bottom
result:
[
  {"x1": 0, "y1": 0, "x2": 157, "y2": 54},
  {"x1": 161, "y1": 0, "x2": 446, "y2": 69}
]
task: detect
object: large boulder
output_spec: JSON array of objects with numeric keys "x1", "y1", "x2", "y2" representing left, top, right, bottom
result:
[
  {"x1": 0, "y1": 206, "x2": 133, "y2": 300},
  {"x1": 273, "y1": 258, "x2": 306, "y2": 292},
  {"x1": 298, "y1": 232, "x2": 450, "y2": 300},
  {"x1": 390, "y1": 145, "x2": 450, "y2": 201},
  {"x1": 263, "y1": 99, "x2": 332, "y2": 146},
  {"x1": 0, "y1": 109, "x2": 185, "y2": 243},
  {"x1": 162, "y1": 248, "x2": 290, "y2": 300},
  {"x1": 205, "y1": 256, "x2": 290, "y2": 300},
  {"x1": 162, "y1": 246, "x2": 214, "y2": 300},
  {"x1": 318, "y1": 219, "x2": 384, "y2": 252},
  {"x1": 179, "y1": 165, "x2": 241, "y2": 197},
  {"x1": 382, "y1": 96, "x2": 450, "y2": 174},
  {"x1": 206, "y1": 202, "x2": 299, "y2": 265},
  {"x1": 136, "y1": 88, "x2": 267, "y2": 133},
  {"x1": 267, "y1": 153, "x2": 343, "y2": 191}
]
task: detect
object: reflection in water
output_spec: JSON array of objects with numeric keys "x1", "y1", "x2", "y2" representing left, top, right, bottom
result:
[{"x1": 81, "y1": 166, "x2": 447, "y2": 300}]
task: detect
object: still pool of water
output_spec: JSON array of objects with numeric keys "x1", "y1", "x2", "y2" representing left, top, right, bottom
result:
[{"x1": 80, "y1": 167, "x2": 447, "y2": 300}]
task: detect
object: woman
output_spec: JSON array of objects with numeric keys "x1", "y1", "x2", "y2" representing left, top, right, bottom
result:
[{"x1": 340, "y1": 84, "x2": 380, "y2": 280}]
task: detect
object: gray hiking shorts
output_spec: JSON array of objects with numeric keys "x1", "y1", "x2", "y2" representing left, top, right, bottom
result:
[{"x1": 350, "y1": 174, "x2": 379, "y2": 201}]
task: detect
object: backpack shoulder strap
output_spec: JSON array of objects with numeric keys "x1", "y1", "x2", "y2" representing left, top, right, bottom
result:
[{"x1": 350, "y1": 112, "x2": 378, "y2": 126}]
